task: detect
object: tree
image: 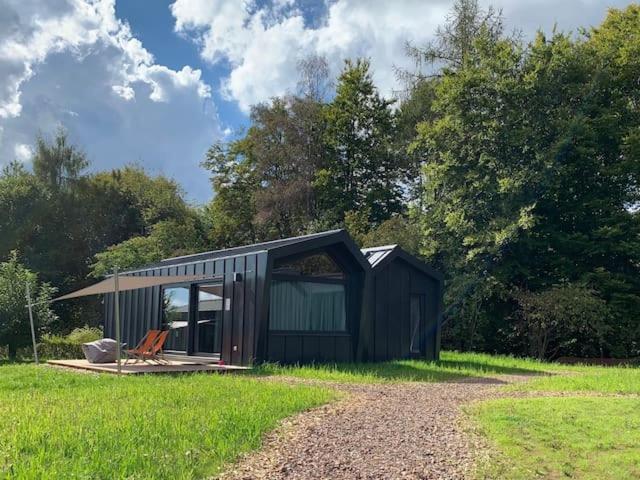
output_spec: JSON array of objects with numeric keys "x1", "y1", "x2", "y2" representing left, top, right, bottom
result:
[
  {"x1": 513, "y1": 285, "x2": 610, "y2": 359},
  {"x1": 409, "y1": 4, "x2": 640, "y2": 356},
  {"x1": 321, "y1": 59, "x2": 403, "y2": 225},
  {"x1": 32, "y1": 128, "x2": 88, "y2": 191},
  {"x1": 403, "y1": 0, "x2": 507, "y2": 78},
  {"x1": 0, "y1": 252, "x2": 57, "y2": 359},
  {"x1": 90, "y1": 218, "x2": 206, "y2": 277},
  {"x1": 297, "y1": 54, "x2": 331, "y2": 101},
  {"x1": 202, "y1": 142, "x2": 259, "y2": 248}
]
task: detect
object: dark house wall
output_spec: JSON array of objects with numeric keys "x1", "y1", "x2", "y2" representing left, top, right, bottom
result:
[
  {"x1": 367, "y1": 256, "x2": 442, "y2": 362},
  {"x1": 102, "y1": 231, "x2": 442, "y2": 366},
  {"x1": 262, "y1": 239, "x2": 368, "y2": 365},
  {"x1": 104, "y1": 251, "x2": 268, "y2": 365}
]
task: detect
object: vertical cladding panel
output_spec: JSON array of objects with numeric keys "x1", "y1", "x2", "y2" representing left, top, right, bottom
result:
[
  {"x1": 131, "y1": 276, "x2": 140, "y2": 345},
  {"x1": 387, "y1": 262, "x2": 402, "y2": 359},
  {"x1": 151, "y1": 269, "x2": 160, "y2": 331},
  {"x1": 285, "y1": 335, "x2": 302, "y2": 364},
  {"x1": 195, "y1": 262, "x2": 204, "y2": 276},
  {"x1": 222, "y1": 258, "x2": 235, "y2": 363},
  {"x1": 254, "y1": 252, "x2": 269, "y2": 363},
  {"x1": 399, "y1": 265, "x2": 411, "y2": 357},
  {"x1": 301, "y1": 336, "x2": 319, "y2": 363},
  {"x1": 143, "y1": 271, "x2": 152, "y2": 337},
  {"x1": 137, "y1": 273, "x2": 145, "y2": 340},
  {"x1": 204, "y1": 260, "x2": 214, "y2": 276},
  {"x1": 124, "y1": 287, "x2": 132, "y2": 347},
  {"x1": 316, "y1": 336, "x2": 336, "y2": 362},
  {"x1": 267, "y1": 334, "x2": 285, "y2": 362},
  {"x1": 104, "y1": 292, "x2": 113, "y2": 337},
  {"x1": 242, "y1": 255, "x2": 257, "y2": 365},
  {"x1": 335, "y1": 336, "x2": 352, "y2": 362},
  {"x1": 231, "y1": 256, "x2": 245, "y2": 365},
  {"x1": 118, "y1": 288, "x2": 126, "y2": 346},
  {"x1": 374, "y1": 268, "x2": 388, "y2": 360}
]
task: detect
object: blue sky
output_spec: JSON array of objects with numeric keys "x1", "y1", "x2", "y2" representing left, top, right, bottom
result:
[
  {"x1": 115, "y1": 0, "x2": 248, "y2": 134},
  {"x1": 0, "y1": 0, "x2": 634, "y2": 203}
]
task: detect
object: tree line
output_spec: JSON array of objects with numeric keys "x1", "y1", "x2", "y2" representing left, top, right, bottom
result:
[{"x1": 1, "y1": 1, "x2": 638, "y2": 360}]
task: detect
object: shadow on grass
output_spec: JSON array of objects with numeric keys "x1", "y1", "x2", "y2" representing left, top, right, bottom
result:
[
  {"x1": 248, "y1": 358, "x2": 544, "y2": 384},
  {"x1": 436, "y1": 359, "x2": 546, "y2": 376}
]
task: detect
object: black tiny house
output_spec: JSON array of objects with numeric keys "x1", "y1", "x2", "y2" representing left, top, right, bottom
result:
[
  {"x1": 362, "y1": 245, "x2": 443, "y2": 361},
  {"x1": 103, "y1": 230, "x2": 443, "y2": 366}
]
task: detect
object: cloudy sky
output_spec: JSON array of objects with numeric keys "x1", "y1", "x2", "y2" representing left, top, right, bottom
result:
[{"x1": 0, "y1": 0, "x2": 634, "y2": 202}]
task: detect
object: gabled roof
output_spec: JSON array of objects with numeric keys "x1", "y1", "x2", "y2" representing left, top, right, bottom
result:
[
  {"x1": 361, "y1": 245, "x2": 443, "y2": 282},
  {"x1": 122, "y1": 229, "x2": 365, "y2": 274}
]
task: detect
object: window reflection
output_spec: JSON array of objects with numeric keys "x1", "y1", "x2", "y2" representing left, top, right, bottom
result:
[
  {"x1": 163, "y1": 286, "x2": 190, "y2": 352},
  {"x1": 196, "y1": 284, "x2": 223, "y2": 354}
]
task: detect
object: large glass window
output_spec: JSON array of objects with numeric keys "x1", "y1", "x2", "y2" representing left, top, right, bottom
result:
[
  {"x1": 195, "y1": 284, "x2": 223, "y2": 354},
  {"x1": 163, "y1": 286, "x2": 190, "y2": 352},
  {"x1": 270, "y1": 280, "x2": 346, "y2": 332},
  {"x1": 273, "y1": 252, "x2": 344, "y2": 279}
]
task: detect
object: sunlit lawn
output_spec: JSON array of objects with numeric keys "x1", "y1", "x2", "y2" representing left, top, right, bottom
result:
[
  {"x1": 0, "y1": 364, "x2": 334, "y2": 479},
  {"x1": 464, "y1": 356, "x2": 640, "y2": 479},
  {"x1": 471, "y1": 397, "x2": 640, "y2": 479},
  {"x1": 2, "y1": 352, "x2": 639, "y2": 479}
]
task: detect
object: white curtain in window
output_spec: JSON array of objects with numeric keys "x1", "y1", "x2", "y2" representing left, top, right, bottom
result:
[{"x1": 270, "y1": 280, "x2": 346, "y2": 331}]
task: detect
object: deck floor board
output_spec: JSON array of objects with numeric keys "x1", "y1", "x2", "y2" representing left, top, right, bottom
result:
[{"x1": 47, "y1": 359, "x2": 249, "y2": 375}]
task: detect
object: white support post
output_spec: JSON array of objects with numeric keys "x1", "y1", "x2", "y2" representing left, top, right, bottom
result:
[
  {"x1": 114, "y1": 266, "x2": 121, "y2": 375},
  {"x1": 25, "y1": 282, "x2": 39, "y2": 365}
]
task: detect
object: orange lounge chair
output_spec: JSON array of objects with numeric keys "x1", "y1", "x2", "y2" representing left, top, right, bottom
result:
[
  {"x1": 138, "y1": 330, "x2": 169, "y2": 365},
  {"x1": 124, "y1": 330, "x2": 160, "y2": 365}
]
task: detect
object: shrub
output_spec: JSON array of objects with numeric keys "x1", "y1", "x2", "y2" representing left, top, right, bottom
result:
[{"x1": 38, "y1": 327, "x2": 102, "y2": 360}]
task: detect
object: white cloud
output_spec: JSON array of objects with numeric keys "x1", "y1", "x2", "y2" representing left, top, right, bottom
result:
[
  {"x1": 171, "y1": 0, "x2": 634, "y2": 113},
  {"x1": 0, "y1": 0, "x2": 221, "y2": 200},
  {"x1": 171, "y1": 0, "x2": 449, "y2": 112},
  {"x1": 13, "y1": 143, "x2": 32, "y2": 162}
]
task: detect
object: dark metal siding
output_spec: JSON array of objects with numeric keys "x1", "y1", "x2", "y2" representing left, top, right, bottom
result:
[
  {"x1": 103, "y1": 252, "x2": 265, "y2": 366},
  {"x1": 263, "y1": 241, "x2": 366, "y2": 364},
  {"x1": 369, "y1": 257, "x2": 441, "y2": 361}
]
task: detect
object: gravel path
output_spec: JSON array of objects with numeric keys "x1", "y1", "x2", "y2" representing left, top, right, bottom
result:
[{"x1": 222, "y1": 375, "x2": 532, "y2": 480}]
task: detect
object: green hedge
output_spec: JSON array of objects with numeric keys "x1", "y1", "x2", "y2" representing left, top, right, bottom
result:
[{"x1": 38, "y1": 327, "x2": 103, "y2": 360}]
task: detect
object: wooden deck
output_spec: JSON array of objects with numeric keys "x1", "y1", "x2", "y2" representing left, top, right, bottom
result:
[{"x1": 47, "y1": 358, "x2": 249, "y2": 375}]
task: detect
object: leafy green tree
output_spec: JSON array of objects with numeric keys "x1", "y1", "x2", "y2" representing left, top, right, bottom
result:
[
  {"x1": 0, "y1": 252, "x2": 57, "y2": 359},
  {"x1": 202, "y1": 142, "x2": 259, "y2": 248},
  {"x1": 247, "y1": 96, "x2": 327, "y2": 238},
  {"x1": 91, "y1": 218, "x2": 206, "y2": 277},
  {"x1": 513, "y1": 285, "x2": 610, "y2": 360},
  {"x1": 32, "y1": 128, "x2": 88, "y2": 191},
  {"x1": 321, "y1": 59, "x2": 403, "y2": 225},
  {"x1": 410, "y1": 4, "x2": 640, "y2": 356},
  {"x1": 91, "y1": 166, "x2": 192, "y2": 235}
]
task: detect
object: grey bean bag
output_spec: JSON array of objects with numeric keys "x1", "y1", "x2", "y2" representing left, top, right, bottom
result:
[{"x1": 81, "y1": 338, "x2": 121, "y2": 363}]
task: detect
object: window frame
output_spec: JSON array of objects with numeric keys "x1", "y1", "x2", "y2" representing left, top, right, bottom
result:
[
  {"x1": 268, "y1": 274, "x2": 349, "y2": 334},
  {"x1": 160, "y1": 280, "x2": 225, "y2": 356}
]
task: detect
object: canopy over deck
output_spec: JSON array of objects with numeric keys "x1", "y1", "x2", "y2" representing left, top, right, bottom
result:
[{"x1": 53, "y1": 274, "x2": 214, "y2": 302}]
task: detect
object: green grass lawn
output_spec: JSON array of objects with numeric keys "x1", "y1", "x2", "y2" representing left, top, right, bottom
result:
[
  {"x1": 0, "y1": 364, "x2": 334, "y2": 479},
  {"x1": 471, "y1": 397, "x2": 640, "y2": 479},
  {"x1": 466, "y1": 358, "x2": 640, "y2": 479},
  {"x1": 508, "y1": 365, "x2": 640, "y2": 395},
  {"x1": 254, "y1": 350, "x2": 559, "y2": 383},
  {"x1": 2, "y1": 352, "x2": 638, "y2": 479}
]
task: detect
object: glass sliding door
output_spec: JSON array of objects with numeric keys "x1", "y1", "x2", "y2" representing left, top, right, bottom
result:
[
  {"x1": 162, "y1": 282, "x2": 224, "y2": 356},
  {"x1": 194, "y1": 283, "x2": 223, "y2": 355},
  {"x1": 163, "y1": 286, "x2": 190, "y2": 352}
]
